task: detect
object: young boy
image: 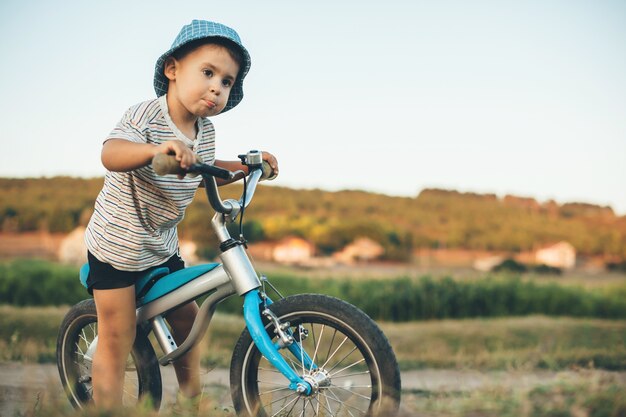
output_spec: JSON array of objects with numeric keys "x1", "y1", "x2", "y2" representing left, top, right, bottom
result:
[{"x1": 84, "y1": 20, "x2": 278, "y2": 410}]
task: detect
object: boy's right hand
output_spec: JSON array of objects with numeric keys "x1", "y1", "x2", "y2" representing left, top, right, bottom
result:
[{"x1": 154, "y1": 141, "x2": 197, "y2": 178}]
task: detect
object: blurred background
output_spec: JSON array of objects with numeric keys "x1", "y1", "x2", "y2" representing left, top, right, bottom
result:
[{"x1": 1, "y1": 1, "x2": 625, "y2": 416}]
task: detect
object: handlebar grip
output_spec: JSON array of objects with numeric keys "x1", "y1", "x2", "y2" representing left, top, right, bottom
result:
[
  {"x1": 152, "y1": 153, "x2": 187, "y2": 176},
  {"x1": 152, "y1": 154, "x2": 203, "y2": 178},
  {"x1": 261, "y1": 161, "x2": 278, "y2": 181}
]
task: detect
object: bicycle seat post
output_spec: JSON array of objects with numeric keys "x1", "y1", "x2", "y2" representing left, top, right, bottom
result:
[{"x1": 151, "y1": 315, "x2": 177, "y2": 357}]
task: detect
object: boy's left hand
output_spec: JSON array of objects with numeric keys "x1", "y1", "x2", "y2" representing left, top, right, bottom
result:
[{"x1": 262, "y1": 151, "x2": 279, "y2": 178}]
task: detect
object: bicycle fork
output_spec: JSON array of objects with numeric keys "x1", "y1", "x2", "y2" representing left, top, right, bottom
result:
[{"x1": 243, "y1": 289, "x2": 317, "y2": 395}]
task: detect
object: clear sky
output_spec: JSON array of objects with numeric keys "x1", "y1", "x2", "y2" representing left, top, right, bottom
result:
[{"x1": 1, "y1": 0, "x2": 625, "y2": 213}]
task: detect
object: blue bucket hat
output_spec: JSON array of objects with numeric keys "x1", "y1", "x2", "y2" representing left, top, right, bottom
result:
[{"x1": 153, "y1": 20, "x2": 251, "y2": 113}]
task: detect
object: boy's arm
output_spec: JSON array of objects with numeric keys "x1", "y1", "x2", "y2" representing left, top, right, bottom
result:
[
  {"x1": 214, "y1": 152, "x2": 279, "y2": 186},
  {"x1": 102, "y1": 139, "x2": 196, "y2": 172},
  {"x1": 213, "y1": 159, "x2": 248, "y2": 186}
]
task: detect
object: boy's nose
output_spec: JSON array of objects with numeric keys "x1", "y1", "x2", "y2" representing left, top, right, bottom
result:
[{"x1": 210, "y1": 81, "x2": 221, "y2": 95}]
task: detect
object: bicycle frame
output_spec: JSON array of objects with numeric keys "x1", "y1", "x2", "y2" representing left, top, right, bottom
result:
[{"x1": 87, "y1": 166, "x2": 315, "y2": 394}]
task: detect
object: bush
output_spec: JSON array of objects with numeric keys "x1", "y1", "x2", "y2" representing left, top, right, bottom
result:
[
  {"x1": 216, "y1": 274, "x2": 626, "y2": 322},
  {"x1": 2, "y1": 260, "x2": 626, "y2": 322},
  {"x1": 494, "y1": 258, "x2": 528, "y2": 273},
  {"x1": 0, "y1": 260, "x2": 85, "y2": 306},
  {"x1": 606, "y1": 260, "x2": 626, "y2": 273},
  {"x1": 532, "y1": 264, "x2": 562, "y2": 275}
]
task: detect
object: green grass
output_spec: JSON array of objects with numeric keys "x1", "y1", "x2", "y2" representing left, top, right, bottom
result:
[
  {"x1": 385, "y1": 316, "x2": 626, "y2": 371},
  {"x1": 2, "y1": 305, "x2": 626, "y2": 371},
  {"x1": 401, "y1": 373, "x2": 626, "y2": 417},
  {"x1": 3, "y1": 305, "x2": 626, "y2": 417}
]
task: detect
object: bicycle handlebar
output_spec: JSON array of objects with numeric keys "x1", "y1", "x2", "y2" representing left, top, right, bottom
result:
[
  {"x1": 152, "y1": 153, "x2": 233, "y2": 180},
  {"x1": 151, "y1": 152, "x2": 275, "y2": 215}
]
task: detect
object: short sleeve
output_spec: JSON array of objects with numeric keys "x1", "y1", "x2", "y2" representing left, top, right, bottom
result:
[{"x1": 104, "y1": 107, "x2": 147, "y2": 144}]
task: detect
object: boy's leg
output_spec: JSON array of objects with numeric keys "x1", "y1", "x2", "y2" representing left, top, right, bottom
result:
[
  {"x1": 166, "y1": 301, "x2": 202, "y2": 398},
  {"x1": 92, "y1": 286, "x2": 137, "y2": 408}
]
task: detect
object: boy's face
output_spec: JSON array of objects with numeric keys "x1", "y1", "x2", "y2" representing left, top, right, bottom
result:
[{"x1": 165, "y1": 44, "x2": 240, "y2": 118}]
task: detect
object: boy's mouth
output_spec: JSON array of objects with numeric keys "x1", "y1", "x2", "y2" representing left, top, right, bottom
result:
[{"x1": 204, "y1": 100, "x2": 217, "y2": 109}]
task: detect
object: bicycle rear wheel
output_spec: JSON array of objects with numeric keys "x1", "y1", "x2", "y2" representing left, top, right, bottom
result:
[
  {"x1": 230, "y1": 294, "x2": 401, "y2": 417},
  {"x1": 56, "y1": 299, "x2": 162, "y2": 409}
]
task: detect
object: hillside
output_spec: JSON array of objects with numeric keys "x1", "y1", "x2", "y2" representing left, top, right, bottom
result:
[{"x1": 1, "y1": 177, "x2": 624, "y2": 260}]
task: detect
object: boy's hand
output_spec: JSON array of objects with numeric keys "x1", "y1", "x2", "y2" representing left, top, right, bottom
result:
[
  {"x1": 262, "y1": 151, "x2": 279, "y2": 178},
  {"x1": 154, "y1": 141, "x2": 196, "y2": 179}
]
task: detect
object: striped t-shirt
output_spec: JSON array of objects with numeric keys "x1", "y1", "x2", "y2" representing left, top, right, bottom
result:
[{"x1": 85, "y1": 95, "x2": 215, "y2": 271}]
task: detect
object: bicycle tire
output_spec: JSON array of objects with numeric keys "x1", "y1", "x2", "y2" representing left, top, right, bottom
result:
[
  {"x1": 56, "y1": 299, "x2": 162, "y2": 409},
  {"x1": 230, "y1": 294, "x2": 401, "y2": 417}
]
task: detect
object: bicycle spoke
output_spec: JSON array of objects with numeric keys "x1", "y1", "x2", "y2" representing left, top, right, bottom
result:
[
  {"x1": 309, "y1": 324, "x2": 325, "y2": 373},
  {"x1": 324, "y1": 329, "x2": 337, "y2": 366},
  {"x1": 269, "y1": 394, "x2": 300, "y2": 417},
  {"x1": 311, "y1": 395, "x2": 335, "y2": 416},
  {"x1": 300, "y1": 397, "x2": 308, "y2": 417},
  {"x1": 258, "y1": 379, "x2": 288, "y2": 387},
  {"x1": 75, "y1": 341, "x2": 85, "y2": 357},
  {"x1": 326, "y1": 346, "x2": 358, "y2": 374},
  {"x1": 324, "y1": 389, "x2": 368, "y2": 415},
  {"x1": 324, "y1": 389, "x2": 361, "y2": 417},
  {"x1": 79, "y1": 329, "x2": 89, "y2": 345},
  {"x1": 334, "y1": 385, "x2": 372, "y2": 389},
  {"x1": 280, "y1": 350, "x2": 302, "y2": 374},
  {"x1": 321, "y1": 391, "x2": 337, "y2": 417},
  {"x1": 328, "y1": 385, "x2": 371, "y2": 401},
  {"x1": 285, "y1": 393, "x2": 302, "y2": 416},
  {"x1": 267, "y1": 391, "x2": 298, "y2": 407},
  {"x1": 329, "y1": 358, "x2": 366, "y2": 379},
  {"x1": 258, "y1": 386, "x2": 291, "y2": 395},
  {"x1": 331, "y1": 370, "x2": 370, "y2": 379},
  {"x1": 300, "y1": 398, "x2": 318, "y2": 416},
  {"x1": 320, "y1": 336, "x2": 349, "y2": 369}
]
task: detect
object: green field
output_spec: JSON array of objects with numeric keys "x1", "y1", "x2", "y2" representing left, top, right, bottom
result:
[
  {"x1": 3, "y1": 306, "x2": 626, "y2": 417},
  {"x1": 2, "y1": 305, "x2": 625, "y2": 372},
  {"x1": 3, "y1": 260, "x2": 626, "y2": 415}
]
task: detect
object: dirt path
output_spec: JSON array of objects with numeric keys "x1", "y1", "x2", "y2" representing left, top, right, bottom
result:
[{"x1": 2, "y1": 362, "x2": 624, "y2": 416}]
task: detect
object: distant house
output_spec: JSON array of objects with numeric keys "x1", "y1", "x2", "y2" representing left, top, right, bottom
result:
[
  {"x1": 535, "y1": 241, "x2": 576, "y2": 269},
  {"x1": 473, "y1": 255, "x2": 505, "y2": 272},
  {"x1": 179, "y1": 239, "x2": 199, "y2": 265},
  {"x1": 58, "y1": 227, "x2": 87, "y2": 266},
  {"x1": 334, "y1": 237, "x2": 384, "y2": 264},
  {"x1": 272, "y1": 236, "x2": 316, "y2": 264}
]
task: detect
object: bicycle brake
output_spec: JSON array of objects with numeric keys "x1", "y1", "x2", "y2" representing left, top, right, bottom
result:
[{"x1": 262, "y1": 308, "x2": 294, "y2": 349}]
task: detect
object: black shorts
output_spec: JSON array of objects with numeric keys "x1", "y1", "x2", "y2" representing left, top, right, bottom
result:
[{"x1": 86, "y1": 251, "x2": 185, "y2": 294}]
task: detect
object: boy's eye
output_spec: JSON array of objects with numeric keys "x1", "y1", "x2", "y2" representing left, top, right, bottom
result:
[
  {"x1": 202, "y1": 69, "x2": 213, "y2": 77},
  {"x1": 222, "y1": 79, "x2": 233, "y2": 87}
]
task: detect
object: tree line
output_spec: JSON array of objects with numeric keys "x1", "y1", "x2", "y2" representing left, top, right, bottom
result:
[{"x1": 1, "y1": 177, "x2": 625, "y2": 260}]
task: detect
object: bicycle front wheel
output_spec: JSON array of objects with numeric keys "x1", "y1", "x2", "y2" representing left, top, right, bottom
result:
[
  {"x1": 230, "y1": 294, "x2": 401, "y2": 417},
  {"x1": 56, "y1": 299, "x2": 162, "y2": 409}
]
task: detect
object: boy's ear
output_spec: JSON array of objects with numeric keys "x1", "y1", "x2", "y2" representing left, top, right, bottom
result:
[{"x1": 163, "y1": 57, "x2": 177, "y2": 81}]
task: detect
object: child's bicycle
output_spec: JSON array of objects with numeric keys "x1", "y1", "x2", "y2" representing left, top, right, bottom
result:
[{"x1": 56, "y1": 151, "x2": 401, "y2": 417}]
